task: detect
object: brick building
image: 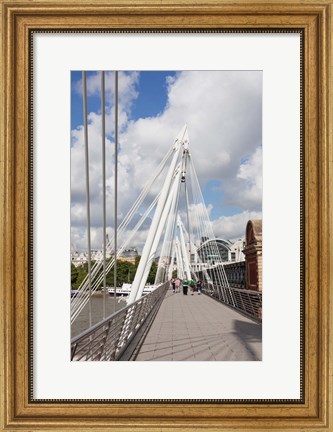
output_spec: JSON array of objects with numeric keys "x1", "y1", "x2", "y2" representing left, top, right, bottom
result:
[{"x1": 243, "y1": 220, "x2": 262, "y2": 291}]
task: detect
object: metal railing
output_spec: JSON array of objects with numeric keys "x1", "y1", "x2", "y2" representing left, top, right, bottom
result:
[
  {"x1": 71, "y1": 281, "x2": 169, "y2": 361},
  {"x1": 203, "y1": 283, "x2": 262, "y2": 321}
]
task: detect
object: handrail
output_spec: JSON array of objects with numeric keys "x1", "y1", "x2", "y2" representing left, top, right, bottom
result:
[
  {"x1": 203, "y1": 283, "x2": 262, "y2": 321},
  {"x1": 71, "y1": 281, "x2": 169, "y2": 361}
]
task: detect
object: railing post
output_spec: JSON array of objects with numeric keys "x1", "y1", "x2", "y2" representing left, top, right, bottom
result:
[
  {"x1": 249, "y1": 292, "x2": 256, "y2": 316},
  {"x1": 71, "y1": 282, "x2": 169, "y2": 361},
  {"x1": 239, "y1": 291, "x2": 245, "y2": 312}
]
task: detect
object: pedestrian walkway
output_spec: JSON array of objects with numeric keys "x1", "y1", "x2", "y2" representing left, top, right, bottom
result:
[{"x1": 135, "y1": 289, "x2": 262, "y2": 361}]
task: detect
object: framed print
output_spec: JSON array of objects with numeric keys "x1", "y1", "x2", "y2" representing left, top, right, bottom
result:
[{"x1": 1, "y1": 0, "x2": 332, "y2": 430}]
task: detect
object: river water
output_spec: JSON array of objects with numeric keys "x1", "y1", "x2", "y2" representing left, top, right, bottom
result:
[{"x1": 71, "y1": 293, "x2": 127, "y2": 338}]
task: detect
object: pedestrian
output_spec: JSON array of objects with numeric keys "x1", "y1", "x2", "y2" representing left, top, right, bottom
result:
[
  {"x1": 171, "y1": 278, "x2": 176, "y2": 293},
  {"x1": 190, "y1": 282, "x2": 195, "y2": 296},
  {"x1": 197, "y1": 280, "x2": 202, "y2": 295},
  {"x1": 175, "y1": 278, "x2": 180, "y2": 293},
  {"x1": 183, "y1": 279, "x2": 188, "y2": 295}
]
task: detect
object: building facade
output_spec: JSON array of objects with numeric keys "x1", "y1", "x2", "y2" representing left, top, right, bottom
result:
[
  {"x1": 71, "y1": 247, "x2": 138, "y2": 267},
  {"x1": 196, "y1": 238, "x2": 245, "y2": 264},
  {"x1": 243, "y1": 220, "x2": 262, "y2": 291},
  {"x1": 223, "y1": 261, "x2": 246, "y2": 289}
]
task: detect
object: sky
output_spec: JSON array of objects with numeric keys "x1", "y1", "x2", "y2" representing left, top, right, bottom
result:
[{"x1": 71, "y1": 70, "x2": 262, "y2": 252}]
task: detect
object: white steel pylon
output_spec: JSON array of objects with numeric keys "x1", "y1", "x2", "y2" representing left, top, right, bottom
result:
[
  {"x1": 177, "y1": 215, "x2": 192, "y2": 281},
  {"x1": 174, "y1": 237, "x2": 184, "y2": 280},
  {"x1": 167, "y1": 245, "x2": 176, "y2": 281},
  {"x1": 140, "y1": 168, "x2": 181, "y2": 292},
  {"x1": 127, "y1": 125, "x2": 189, "y2": 304}
]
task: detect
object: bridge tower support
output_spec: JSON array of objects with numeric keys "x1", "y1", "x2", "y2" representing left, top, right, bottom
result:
[
  {"x1": 243, "y1": 220, "x2": 262, "y2": 291},
  {"x1": 127, "y1": 125, "x2": 189, "y2": 304}
]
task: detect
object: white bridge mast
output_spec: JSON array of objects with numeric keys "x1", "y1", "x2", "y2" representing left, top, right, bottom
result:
[
  {"x1": 177, "y1": 216, "x2": 192, "y2": 281},
  {"x1": 127, "y1": 125, "x2": 189, "y2": 304},
  {"x1": 175, "y1": 237, "x2": 184, "y2": 280}
]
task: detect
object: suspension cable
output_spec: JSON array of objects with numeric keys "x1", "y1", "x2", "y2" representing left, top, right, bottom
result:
[
  {"x1": 71, "y1": 144, "x2": 173, "y2": 310},
  {"x1": 181, "y1": 150, "x2": 191, "y2": 276},
  {"x1": 70, "y1": 148, "x2": 172, "y2": 319},
  {"x1": 82, "y1": 71, "x2": 92, "y2": 328},
  {"x1": 101, "y1": 71, "x2": 107, "y2": 319},
  {"x1": 70, "y1": 194, "x2": 161, "y2": 323},
  {"x1": 186, "y1": 155, "x2": 230, "y2": 297},
  {"x1": 114, "y1": 71, "x2": 118, "y2": 311}
]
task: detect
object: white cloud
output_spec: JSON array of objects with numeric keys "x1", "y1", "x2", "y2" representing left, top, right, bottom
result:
[
  {"x1": 223, "y1": 146, "x2": 262, "y2": 210},
  {"x1": 119, "y1": 71, "x2": 262, "y2": 186},
  {"x1": 74, "y1": 71, "x2": 139, "y2": 111},
  {"x1": 212, "y1": 210, "x2": 262, "y2": 240},
  {"x1": 71, "y1": 70, "x2": 263, "y2": 251}
]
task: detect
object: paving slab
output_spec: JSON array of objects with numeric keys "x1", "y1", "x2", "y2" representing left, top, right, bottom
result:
[{"x1": 135, "y1": 289, "x2": 262, "y2": 361}]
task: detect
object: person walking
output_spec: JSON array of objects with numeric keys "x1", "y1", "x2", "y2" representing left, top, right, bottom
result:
[
  {"x1": 175, "y1": 278, "x2": 180, "y2": 293},
  {"x1": 197, "y1": 280, "x2": 202, "y2": 295},
  {"x1": 183, "y1": 279, "x2": 189, "y2": 295},
  {"x1": 190, "y1": 281, "x2": 195, "y2": 296},
  {"x1": 171, "y1": 278, "x2": 176, "y2": 293}
]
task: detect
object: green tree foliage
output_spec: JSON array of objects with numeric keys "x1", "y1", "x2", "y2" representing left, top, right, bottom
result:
[
  {"x1": 103, "y1": 256, "x2": 158, "y2": 287},
  {"x1": 72, "y1": 262, "x2": 92, "y2": 290},
  {"x1": 71, "y1": 263, "x2": 78, "y2": 286},
  {"x1": 147, "y1": 261, "x2": 157, "y2": 284},
  {"x1": 71, "y1": 256, "x2": 160, "y2": 290},
  {"x1": 105, "y1": 259, "x2": 136, "y2": 287}
]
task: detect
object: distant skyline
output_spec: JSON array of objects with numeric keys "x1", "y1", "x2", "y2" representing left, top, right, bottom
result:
[{"x1": 71, "y1": 70, "x2": 262, "y2": 252}]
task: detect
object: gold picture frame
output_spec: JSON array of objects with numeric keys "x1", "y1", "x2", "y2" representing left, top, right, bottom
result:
[{"x1": 1, "y1": 0, "x2": 332, "y2": 430}]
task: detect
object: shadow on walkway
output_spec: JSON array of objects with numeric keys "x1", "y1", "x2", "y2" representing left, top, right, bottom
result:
[
  {"x1": 135, "y1": 290, "x2": 262, "y2": 361},
  {"x1": 232, "y1": 319, "x2": 262, "y2": 360}
]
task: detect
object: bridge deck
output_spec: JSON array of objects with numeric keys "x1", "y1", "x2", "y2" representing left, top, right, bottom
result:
[{"x1": 135, "y1": 289, "x2": 262, "y2": 361}]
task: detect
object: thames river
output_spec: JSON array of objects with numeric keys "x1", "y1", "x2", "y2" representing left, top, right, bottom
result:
[{"x1": 71, "y1": 293, "x2": 127, "y2": 338}]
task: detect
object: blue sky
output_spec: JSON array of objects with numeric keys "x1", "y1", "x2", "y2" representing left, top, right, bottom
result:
[
  {"x1": 71, "y1": 70, "x2": 262, "y2": 250},
  {"x1": 131, "y1": 71, "x2": 176, "y2": 119},
  {"x1": 71, "y1": 71, "x2": 176, "y2": 130},
  {"x1": 71, "y1": 71, "x2": 84, "y2": 129}
]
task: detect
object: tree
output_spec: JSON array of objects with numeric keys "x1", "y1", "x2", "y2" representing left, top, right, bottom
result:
[
  {"x1": 147, "y1": 261, "x2": 157, "y2": 284},
  {"x1": 71, "y1": 256, "x2": 161, "y2": 290},
  {"x1": 72, "y1": 262, "x2": 93, "y2": 290},
  {"x1": 71, "y1": 263, "x2": 78, "y2": 286},
  {"x1": 105, "y1": 259, "x2": 136, "y2": 287},
  {"x1": 132, "y1": 255, "x2": 156, "y2": 284}
]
